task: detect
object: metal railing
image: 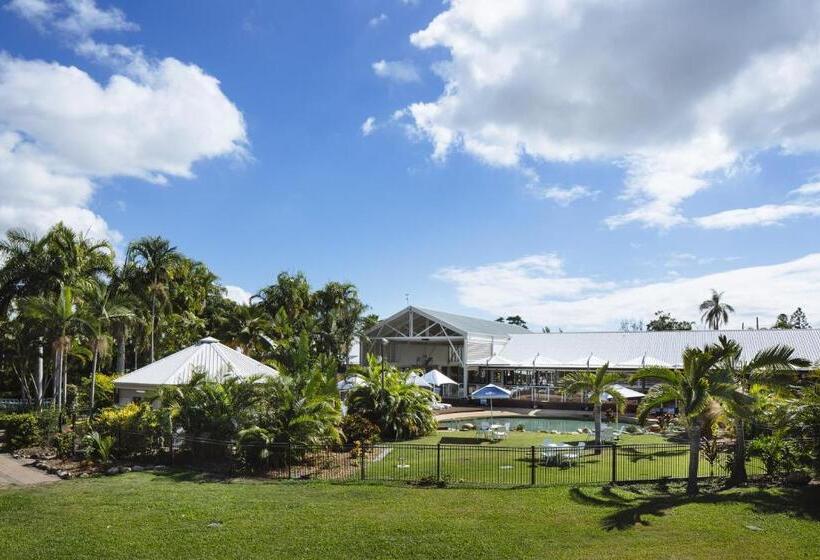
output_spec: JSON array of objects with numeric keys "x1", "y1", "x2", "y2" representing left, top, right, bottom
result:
[{"x1": 103, "y1": 430, "x2": 793, "y2": 487}]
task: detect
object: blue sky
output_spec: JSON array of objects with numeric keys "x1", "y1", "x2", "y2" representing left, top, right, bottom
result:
[{"x1": 2, "y1": 1, "x2": 820, "y2": 330}]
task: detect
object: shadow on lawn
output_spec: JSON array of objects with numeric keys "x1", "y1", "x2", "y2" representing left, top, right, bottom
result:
[
  {"x1": 569, "y1": 483, "x2": 820, "y2": 531},
  {"x1": 618, "y1": 446, "x2": 687, "y2": 463}
]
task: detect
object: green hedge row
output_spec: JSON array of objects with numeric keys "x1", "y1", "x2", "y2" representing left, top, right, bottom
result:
[{"x1": 0, "y1": 410, "x2": 59, "y2": 451}]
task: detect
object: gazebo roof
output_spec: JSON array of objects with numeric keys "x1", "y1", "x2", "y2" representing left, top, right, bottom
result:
[{"x1": 113, "y1": 337, "x2": 278, "y2": 388}]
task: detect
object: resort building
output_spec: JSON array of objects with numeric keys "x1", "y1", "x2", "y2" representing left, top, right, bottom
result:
[{"x1": 365, "y1": 306, "x2": 820, "y2": 398}]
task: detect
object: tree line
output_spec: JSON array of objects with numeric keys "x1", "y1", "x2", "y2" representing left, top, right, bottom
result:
[{"x1": 0, "y1": 223, "x2": 374, "y2": 410}]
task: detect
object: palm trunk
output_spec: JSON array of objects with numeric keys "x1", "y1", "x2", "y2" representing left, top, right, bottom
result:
[
  {"x1": 732, "y1": 418, "x2": 747, "y2": 484},
  {"x1": 150, "y1": 294, "x2": 156, "y2": 363},
  {"x1": 117, "y1": 326, "x2": 126, "y2": 374},
  {"x1": 593, "y1": 402, "x2": 602, "y2": 445},
  {"x1": 90, "y1": 347, "x2": 99, "y2": 411},
  {"x1": 36, "y1": 342, "x2": 44, "y2": 407},
  {"x1": 687, "y1": 420, "x2": 702, "y2": 496},
  {"x1": 53, "y1": 348, "x2": 60, "y2": 408}
]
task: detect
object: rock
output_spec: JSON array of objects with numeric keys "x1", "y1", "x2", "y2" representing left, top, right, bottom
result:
[
  {"x1": 46, "y1": 466, "x2": 59, "y2": 475},
  {"x1": 119, "y1": 466, "x2": 132, "y2": 474},
  {"x1": 152, "y1": 465, "x2": 168, "y2": 472},
  {"x1": 461, "y1": 423, "x2": 475, "y2": 431},
  {"x1": 57, "y1": 470, "x2": 72, "y2": 480},
  {"x1": 648, "y1": 424, "x2": 662, "y2": 433},
  {"x1": 785, "y1": 471, "x2": 811, "y2": 486},
  {"x1": 744, "y1": 525, "x2": 763, "y2": 532},
  {"x1": 79, "y1": 473, "x2": 90, "y2": 478},
  {"x1": 106, "y1": 466, "x2": 119, "y2": 475},
  {"x1": 206, "y1": 521, "x2": 223, "y2": 528},
  {"x1": 132, "y1": 465, "x2": 145, "y2": 472}
]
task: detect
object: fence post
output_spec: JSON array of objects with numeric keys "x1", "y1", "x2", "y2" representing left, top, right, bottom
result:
[
  {"x1": 436, "y1": 442, "x2": 441, "y2": 482},
  {"x1": 287, "y1": 442, "x2": 292, "y2": 479},
  {"x1": 530, "y1": 446, "x2": 536, "y2": 485},
  {"x1": 360, "y1": 444, "x2": 366, "y2": 481},
  {"x1": 611, "y1": 442, "x2": 617, "y2": 484}
]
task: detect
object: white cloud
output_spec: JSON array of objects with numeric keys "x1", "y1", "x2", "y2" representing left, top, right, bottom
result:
[
  {"x1": 693, "y1": 204, "x2": 820, "y2": 230},
  {"x1": 0, "y1": 2, "x2": 247, "y2": 241},
  {"x1": 790, "y1": 181, "x2": 820, "y2": 197},
  {"x1": 7, "y1": 0, "x2": 137, "y2": 36},
  {"x1": 224, "y1": 284, "x2": 252, "y2": 306},
  {"x1": 528, "y1": 184, "x2": 597, "y2": 206},
  {"x1": 401, "y1": 0, "x2": 820, "y2": 228},
  {"x1": 372, "y1": 59, "x2": 420, "y2": 83},
  {"x1": 361, "y1": 116, "x2": 376, "y2": 136},
  {"x1": 436, "y1": 253, "x2": 820, "y2": 330},
  {"x1": 369, "y1": 13, "x2": 388, "y2": 27}
]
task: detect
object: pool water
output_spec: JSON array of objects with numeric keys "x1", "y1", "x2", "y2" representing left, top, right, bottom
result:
[{"x1": 439, "y1": 416, "x2": 614, "y2": 433}]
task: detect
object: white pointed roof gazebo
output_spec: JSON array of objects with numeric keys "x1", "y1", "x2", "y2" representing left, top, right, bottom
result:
[{"x1": 114, "y1": 337, "x2": 278, "y2": 405}]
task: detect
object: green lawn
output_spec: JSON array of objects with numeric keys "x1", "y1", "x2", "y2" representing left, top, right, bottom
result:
[{"x1": 0, "y1": 474, "x2": 817, "y2": 560}]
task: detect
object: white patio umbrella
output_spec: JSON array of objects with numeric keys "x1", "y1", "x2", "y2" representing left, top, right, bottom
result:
[
  {"x1": 470, "y1": 383, "x2": 512, "y2": 422},
  {"x1": 406, "y1": 373, "x2": 433, "y2": 389},
  {"x1": 422, "y1": 369, "x2": 458, "y2": 387},
  {"x1": 336, "y1": 375, "x2": 365, "y2": 392}
]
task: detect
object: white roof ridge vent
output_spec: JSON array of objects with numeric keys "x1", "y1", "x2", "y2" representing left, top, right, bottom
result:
[{"x1": 198, "y1": 336, "x2": 220, "y2": 344}]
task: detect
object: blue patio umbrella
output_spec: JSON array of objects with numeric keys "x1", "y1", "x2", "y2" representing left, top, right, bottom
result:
[{"x1": 471, "y1": 384, "x2": 512, "y2": 422}]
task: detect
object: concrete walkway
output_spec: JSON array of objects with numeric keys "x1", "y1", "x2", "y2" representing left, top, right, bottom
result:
[{"x1": 0, "y1": 454, "x2": 59, "y2": 487}]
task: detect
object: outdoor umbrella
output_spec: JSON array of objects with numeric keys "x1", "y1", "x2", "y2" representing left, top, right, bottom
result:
[
  {"x1": 336, "y1": 376, "x2": 365, "y2": 392},
  {"x1": 470, "y1": 383, "x2": 512, "y2": 422},
  {"x1": 406, "y1": 373, "x2": 433, "y2": 389},
  {"x1": 422, "y1": 369, "x2": 458, "y2": 387}
]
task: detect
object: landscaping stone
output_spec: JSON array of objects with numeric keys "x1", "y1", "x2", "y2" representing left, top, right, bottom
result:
[
  {"x1": 132, "y1": 465, "x2": 145, "y2": 472},
  {"x1": 119, "y1": 466, "x2": 132, "y2": 474},
  {"x1": 106, "y1": 466, "x2": 119, "y2": 475},
  {"x1": 57, "y1": 470, "x2": 72, "y2": 480}
]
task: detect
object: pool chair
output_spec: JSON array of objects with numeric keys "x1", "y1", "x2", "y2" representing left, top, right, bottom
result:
[
  {"x1": 477, "y1": 422, "x2": 492, "y2": 440},
  {"x1": 493, "y1": 423, "x2": 509, "y2": 441}
]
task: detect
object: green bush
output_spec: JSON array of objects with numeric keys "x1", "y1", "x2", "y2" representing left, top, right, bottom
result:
[
  {"x1": 82, "y1": 431, "x2": 115, "y2": 463},
  {"x1": 340, "y1": 414, "x2": 380, "y2": 445},
  {"x1": 748, "y1": 435, "x2": 809, "y2": 477},
  {"x1": 0, "y1": 413, "x2": 43, "y2": 450},
  {"x1": 54, "y1": 431, "x2": 77, "y2": 459},
  {"x1": 93, "y1": 403, "x2": 162, "y2": 457}
]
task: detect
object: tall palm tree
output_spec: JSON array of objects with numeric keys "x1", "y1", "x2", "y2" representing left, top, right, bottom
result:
[
  {"x1": 631, "y1": 341, "x2": 751, "y2": 495},
  {"x1": 44, "y1": 223, "x2": 114, "y2": 293},
  {"x1": 560, "y1": 363, "x2": 626, "y2": 447},
  {"x1": 700, "y1": 289, "x2": 735, "y2": 330},
  {"x1": 81, "y1": 281, "x2": 134, "y2": 410},
  {"x1": 126, "y1": 237, "x2": 182, "y2": 362},
  {"x1": 21, "y1": 283, "x2": 84, "y2": 410},
  {"x1": 715, "y1": 336, "x2": 809, "y2": 483}
]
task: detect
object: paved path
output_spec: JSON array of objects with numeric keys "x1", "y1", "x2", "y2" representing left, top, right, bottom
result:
[{"x1": 0, "y1": 453, "x2": 59, "y2": 487}]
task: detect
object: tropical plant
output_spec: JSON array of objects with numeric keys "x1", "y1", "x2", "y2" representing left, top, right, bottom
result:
[
  {"x1": 714, "y1": 336, "x2": 809, "y2": 483},
  {"x1": 346, "y1": 355, "x2": 436, "y2": 441},
  {"x1": 560, "y1": 363, "x2": 626, "y2": 447},
  {"x1": 646, "y1": 310, "x2": 694, "y2": 331},
  {"x1": 83, "y1": 430, "x2": 115, "y2": 463},
  {"x1": 631, "y1": 341, "x2": 751, "y2": 495},
  {"x1": 699, "y1": 289, "x2": 735, "y2": 330},
  {"x1": 126, "y1": 237, "x2": 183, "y2": 363}
]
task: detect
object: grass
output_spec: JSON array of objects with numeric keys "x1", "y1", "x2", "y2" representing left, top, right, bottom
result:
[{"x1": 0, "y1": 473, "x2": 817, "y2": 559}]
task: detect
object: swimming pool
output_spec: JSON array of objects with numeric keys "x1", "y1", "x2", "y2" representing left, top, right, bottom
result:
[{"x1": 438, "y1": 416, "x2": 614, "y2": 433}]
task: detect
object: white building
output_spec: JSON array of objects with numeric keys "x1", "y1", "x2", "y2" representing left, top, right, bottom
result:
[
  {"x1": 365, "y1": 307, "x2": 820, "y2": 396},
  {"x1": 113, "y1": 336, "x2": 278, "y2": 405}
]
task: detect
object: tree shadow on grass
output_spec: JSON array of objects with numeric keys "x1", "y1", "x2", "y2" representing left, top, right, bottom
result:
[
  {"x1": 569, "y1": 483, "x2": 820, "y2": 531},
  {"x1": 618, "y1": 446, "x2": 687, "y2": 463}
]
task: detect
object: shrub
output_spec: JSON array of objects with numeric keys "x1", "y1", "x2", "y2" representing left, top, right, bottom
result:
[
  {"x1": 79, "y1": 373, "x2": 117, "y2": 410},
  {"x1": 0, "y1": 413, "x2": 42, "y2": 450},
  {"x1": 54, "y1": 431, "x2": 77, "y2": 459},
  {"x1": 748, "y1": 435, "x2": 809, "y2": 477},
  {"x1": 93, "y1": 403, "x2": 162, "y2": 457},
  {"x1": 340, "y1": 414, "x2": 380, "y2": 445},
  {"x1": 82, "y1": 431, "x2": 115, "y2": 463},
  {"x1": 236, "y1": 426, "x2": 274, "y2": 470}
]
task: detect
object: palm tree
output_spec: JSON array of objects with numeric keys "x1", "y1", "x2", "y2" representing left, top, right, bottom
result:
[
  {"x1": 126, "y1": 237, "x2": 182, "y2": 362},
  {"x1": 700, "y1": 289, "x2": 735, "y2": 330},
  {"x1": 631, "y1": 341, "x2": 751, "y2": 495},
  {"x1": 44, "y1": 223, "x2": 114, "y2": 293},
  {"x1": 81, "y1": 281, "x2": 133, "y2": 410},
  {"x1": 347, "y1": 355, "x2": 436, "y2": 441},
  {"x1": 21, "y1": 283, "x2": 84, "y2": 410},
  {"x1": 715, "y1": 336, "x2": 809, "y2": 483},
  {"x1": 560, "y1": 363, "x2": 626, "y2": 447}
]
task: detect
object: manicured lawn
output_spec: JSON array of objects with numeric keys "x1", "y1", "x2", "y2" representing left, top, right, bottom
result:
[{"x1": 0, "y1": 474, "x2": 817, "y2": 560}]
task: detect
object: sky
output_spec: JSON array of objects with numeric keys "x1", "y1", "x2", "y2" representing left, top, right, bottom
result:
[{"x1": 1, "y1": 0, "x2": 820, "y2": 331}]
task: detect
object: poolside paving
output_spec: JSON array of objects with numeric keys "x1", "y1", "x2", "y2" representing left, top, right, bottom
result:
[{"x1": 0, "y1": 454, "x2": 59, "y2": 487}]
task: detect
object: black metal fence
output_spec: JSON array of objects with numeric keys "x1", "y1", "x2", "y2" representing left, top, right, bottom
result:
[{"x1": 103, "y1": 430, "x2": 804, "y2": 487}]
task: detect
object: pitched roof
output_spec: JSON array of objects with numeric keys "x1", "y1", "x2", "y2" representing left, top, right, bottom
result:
[
  {"x1": 493, "y1": 329, "x2": 820, "y2": 369},
  {"x1": 113, "y1": 337, "x2": 278, "y2": 387},
  {"x1": 412, "y1": 307, "x2": 531, "y2": 336}
]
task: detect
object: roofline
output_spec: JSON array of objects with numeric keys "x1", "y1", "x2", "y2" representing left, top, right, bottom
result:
[
  {"x1": 510, "y1": 328, "x2": 819, "y2": 336},
  {"x1": 366, "y1": 306, "x2": 469, "y2": 338}
]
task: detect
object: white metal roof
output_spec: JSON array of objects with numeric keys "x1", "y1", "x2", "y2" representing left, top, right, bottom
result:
[
  {"x1": 114, "y1": 337, "x2": 278, "y2": 387},
  {"x1": 489, "y1": 329, "x2": 820, "y2": 369},
  {"x1": 413, "y1": 307, "x2": 530, "y2": 336}
]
